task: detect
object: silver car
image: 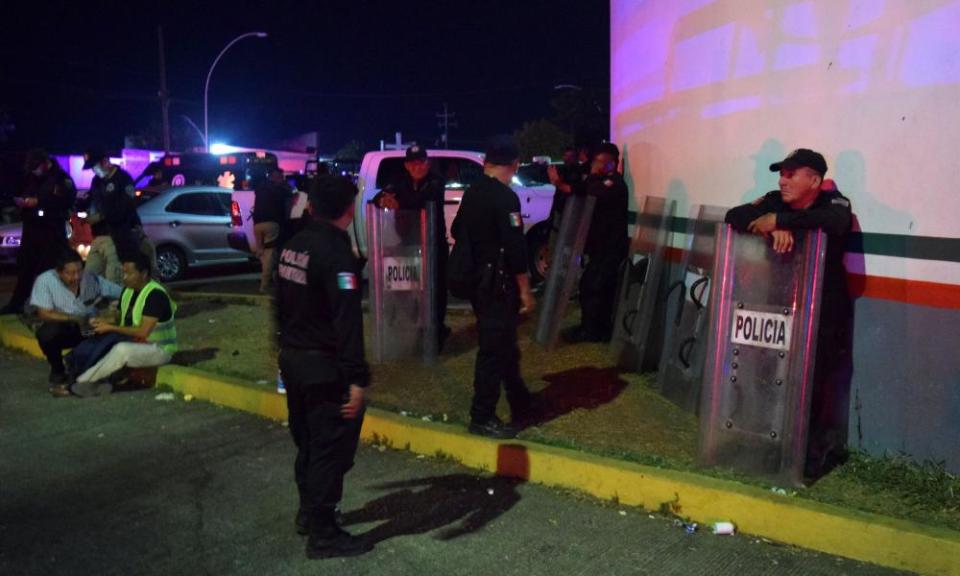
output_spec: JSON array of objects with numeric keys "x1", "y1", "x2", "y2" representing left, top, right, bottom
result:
[{"x1": 138, "y1": 186, "x2": 251, "y2": 281}]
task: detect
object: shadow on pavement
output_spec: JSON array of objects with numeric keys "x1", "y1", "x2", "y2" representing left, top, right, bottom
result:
[
  {"x1": 520, "y1": 366, "x2": 628, "y2": 429},
  {"x1": 342, "y1": 473, "x2": 522, "y2": 543},
  {"x1": 172, "y1": 347, "x2": 219, "y2": 366}
]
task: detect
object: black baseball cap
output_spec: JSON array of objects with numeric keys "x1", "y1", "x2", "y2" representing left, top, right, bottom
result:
[
  {"x1": 483, "y1": 135, "x2": 520, "y2": 166},
  {"x1": 404, "y1": 145, "x2": 427, "y2": 162},
  {"x1": 769, "y1": 148, "x2": 827, "y2": 176},
  {"x1": 24, "y1": 148, "x2": 49, "y2": 171},
  {"x1": 82, "y1": 147, "x2": 108, "y2": 170}
]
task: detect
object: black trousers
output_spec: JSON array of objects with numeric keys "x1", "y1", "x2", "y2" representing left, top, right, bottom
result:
[
  {"x1": 434, "y1": 242, "x2": 448, "y2": 331},
  {"x1": 469, "y1": 283, "x2": 531, "y2": 423},
  {"x1": 36, "y1": 321, "x2": 84, "y2": 374},
  {"x1": 807, "y1": 318, "x2": 854, "y2": 465},
  {"x1": 579, "y1": 250, "x2": 626, "y2": 340},
  {"x1": 280, "y1": 349, "x2": 363, "y2": 531}
]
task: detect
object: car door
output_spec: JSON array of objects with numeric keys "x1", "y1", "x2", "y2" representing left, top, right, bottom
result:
[{"x1": 161, "y1": 191, "x2": 235, "y2": 262}]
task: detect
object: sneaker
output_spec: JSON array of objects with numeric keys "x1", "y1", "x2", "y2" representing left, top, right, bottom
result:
[
  {"x1": 468, "y1": 417, "x2": 518, "y2": 439},
  {"x1": 305, "y1": 528, "x2": 372, "y2": 559},
  {"x1": 48, "y1": 371, "x2": 68, "y2": 385},
  {"x1": 48, "y1": 384, "x2": 72, "y2": 398},
  {"x1": 71, "y1": 379, "x2": 114, "y2": 398}
]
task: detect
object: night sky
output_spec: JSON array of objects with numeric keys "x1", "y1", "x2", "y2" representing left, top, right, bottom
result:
[{"x1": 1, "y1": 0, "x2": 609, "y2": 155}]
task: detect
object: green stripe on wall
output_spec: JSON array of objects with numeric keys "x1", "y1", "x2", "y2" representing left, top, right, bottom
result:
[{"x1": 628, "y1": 212, "x2": 960, "y2": 263}]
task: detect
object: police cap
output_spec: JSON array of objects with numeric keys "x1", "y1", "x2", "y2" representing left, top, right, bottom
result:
[
  {"x1": 24, "y1": 148, "x2": 50, "y2": 171},
  {"x1": 82, "y1": 147, "x2": 108, "y2": 170},
  {"x1": 483, "y1": 135, "x2": 520, "y2": 166},
  {"x1": 769, "y1": 148, "x2": 827, "y2": 176},
  {"x1": 309, "y1": 175, "x2": 358, "y2": 220},
  {"x1": 404, "y1": 145, "x2": 427, "y2": 162}
]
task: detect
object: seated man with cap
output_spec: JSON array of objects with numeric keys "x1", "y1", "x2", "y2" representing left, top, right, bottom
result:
[
  {"x1": 28, "y1": 249, "x2": 123, "y2": 396},
  {"x1": 724, "y1": 147, "x2": 854, "y2": 478},
  {"x1": 77, "y1": 252, "x2": 178, "y2": 392}
]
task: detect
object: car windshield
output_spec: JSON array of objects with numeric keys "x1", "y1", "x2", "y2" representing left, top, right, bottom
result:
[{"x1": 514, "y1": 163, "x2": 551, "y2": 187}]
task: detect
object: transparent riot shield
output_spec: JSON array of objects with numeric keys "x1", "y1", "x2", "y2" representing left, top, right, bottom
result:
[
  {"x1": 366, "y1": 203, "x2": 438, "y2": 363},
  {"x1": 699, "y1": 226, "x2": 826, "y2": 486},
  {"x1": 534, "y1": 195, "x2": 596, "y2": 350},
  {"x1": 656, "y1": 205, "x2": 728, "y2": 413},
  {"x1": 610, "y1": 196, "x2": 675, "y2": 371}
]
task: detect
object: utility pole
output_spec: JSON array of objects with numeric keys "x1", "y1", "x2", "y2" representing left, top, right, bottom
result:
[
  {"x1": 436, "y1": 102, "x2": 457, "y2": 149},
  {"x1": 158, "y1": 25, "x2": 171, "y2": 153}
]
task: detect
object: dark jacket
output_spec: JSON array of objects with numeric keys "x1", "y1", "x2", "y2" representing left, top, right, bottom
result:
[
  {"x1": 372, "y1": 171, "x2": 448, "y2": 246},
  {"x1": 451, "y1": 174, "x2": 527, "y2": 279},
  {"x1": 725, "y1": 188, "x2": 853, "y2": 321},
  {"x1": 20, "y1": 161, "x2": 75, "y2": 241},
  {"x1": 88, "y1": 167, "x2": 141, "y2": 234},
  {"x1": 573, "y1": 171, "x2": 629, "y2": 258},
  {"x1": 275, "y1": 219, "x2": 369, "y2": 387},
  {"x1": 252, "y1": 180, "x2": 291, "y2": 224}
]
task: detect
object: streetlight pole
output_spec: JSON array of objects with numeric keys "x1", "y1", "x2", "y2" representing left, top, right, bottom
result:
[{"x1": 203, "y1": 31, "x2": 268, "y2": 152}]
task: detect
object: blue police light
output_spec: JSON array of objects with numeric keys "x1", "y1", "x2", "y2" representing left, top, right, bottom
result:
[{"x1": 210, "y1": 142, "x2": 242, "y2": 155}]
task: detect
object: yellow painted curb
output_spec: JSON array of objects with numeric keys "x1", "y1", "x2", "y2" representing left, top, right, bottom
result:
[{"x1": 3, "y1": 318, "x2": 959, "y2": 575}]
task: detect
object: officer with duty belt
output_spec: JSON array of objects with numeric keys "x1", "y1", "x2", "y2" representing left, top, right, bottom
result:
[
  {"x1": 549, "y1": 142, "x2": 629, "y2": 343},
  {"x1": 371, "y1": 145, "x2": 450, "y2": 347},
  {"x1": 2, "y1": 149, "x2": 76, "y2": 316},
  {"x1": 275, "y1": 176, "x2": 372, "y2": 559},
  {"x1": 451, "y1": 136, "x2": 535, "y2": 440},
  {"x1": 724, "y1": 148, "x2": 853, "y2": 478}
]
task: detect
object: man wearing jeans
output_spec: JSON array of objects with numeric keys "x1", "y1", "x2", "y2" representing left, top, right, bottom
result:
[{"x1": 28, "y1": 250, "x2": 122, "y2": 395}]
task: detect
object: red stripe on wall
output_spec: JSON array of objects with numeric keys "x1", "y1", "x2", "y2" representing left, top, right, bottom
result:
[
  {"x1": 848, "y1": 274, "x2": 960, "y2": 310},
  {"x1": 661, "y1": 247, "x2": 960, "y2": 309}
]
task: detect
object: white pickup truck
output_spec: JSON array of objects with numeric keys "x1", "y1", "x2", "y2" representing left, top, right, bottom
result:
[{"x1": 230, "y1": 149, "x2": 556, "y2": 280}]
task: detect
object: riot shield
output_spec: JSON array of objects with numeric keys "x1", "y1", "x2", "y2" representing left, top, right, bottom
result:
[
  {"x1": 699, "y1": 226, "x2": 826, "y2": 486},
  {"x1": 366, "y1": 203, "x2": 438, "y2": 363},
  {"x1": 610, "y1": 196, "x2": 675, "y2": 371},
  {"x1": 656, "y1": 205, "x2": 728, "y2": 413},
  {"x1": 534, "y1": 194, "x2": 596, "y2": 350}
]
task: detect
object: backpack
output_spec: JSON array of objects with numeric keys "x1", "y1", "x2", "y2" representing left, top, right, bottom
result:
[{"x1": 447, "y1": 222, "x2": 478, "y2": 299}]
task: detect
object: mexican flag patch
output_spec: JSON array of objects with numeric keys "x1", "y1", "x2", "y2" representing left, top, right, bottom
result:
[
  {"x1": 337, "y1": 272, "x2": 358, "y2": 290},
  {"x1": 509, "y1": 212, "x2": 522, "y2": 227}
]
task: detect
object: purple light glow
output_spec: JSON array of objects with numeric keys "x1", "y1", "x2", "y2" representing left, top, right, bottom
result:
[{"x1": 900, "y1": 1, "x2": 960, "y2": 86}]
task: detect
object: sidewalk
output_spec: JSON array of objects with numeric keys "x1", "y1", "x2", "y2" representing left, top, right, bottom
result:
[{"x1": 2, "y1": 314, "x2": 958, "y2": 575}]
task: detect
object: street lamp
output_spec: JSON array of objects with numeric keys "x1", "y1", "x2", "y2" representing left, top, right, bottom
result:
[{"x1": 203, "y1": 31, "x2": 268, "y2": 151}]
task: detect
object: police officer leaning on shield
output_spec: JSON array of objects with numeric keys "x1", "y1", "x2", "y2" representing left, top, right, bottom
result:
[
  {"x1": 451, "y1": 136, "x2": 536, "y2": 440},
  {"x1": 725, "y1": 148, "x2": 854, "y2": 478},
  {"x1": 275, "y1": 176, "x2": 373, "y2": 559}
]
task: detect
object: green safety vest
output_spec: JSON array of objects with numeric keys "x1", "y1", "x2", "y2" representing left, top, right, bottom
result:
[{"x1": 119, "y1": 280, "x2": 179, "y2": 354}]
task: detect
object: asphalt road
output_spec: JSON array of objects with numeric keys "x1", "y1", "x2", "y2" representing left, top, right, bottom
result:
[{"x1": 0, "y1": 347, "x2": 909, "y2": 576}]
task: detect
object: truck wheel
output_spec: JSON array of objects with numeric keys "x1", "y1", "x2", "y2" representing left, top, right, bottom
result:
[
  {"x1": 156, "y1": 245, "x2": 187, "y2": 282},
  {"x1": 526, "y1": 222, "x2": 552, "y2": 285}
]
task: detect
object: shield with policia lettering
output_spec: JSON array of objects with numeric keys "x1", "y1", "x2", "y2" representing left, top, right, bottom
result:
[
  {"x1": 366, "y1": 202, "x2": 438, "y2": 363},
  {"x1": 610, "y1": 196, "x2": 675, "y2": 372},
  {"x1": 534, "y1": 194, "x2": 596, "y2": 350},
  {"x1": 698, "y1": 225, "x2": 826, "y2": 486},
  {"x1": 656, "y1": 204, "x2": 727, "y2": 413}
]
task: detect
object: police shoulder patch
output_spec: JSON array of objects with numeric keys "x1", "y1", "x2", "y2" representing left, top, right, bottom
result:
[
  {"x1": 508, "y1": 212, "x2": 522, "y2": 227},
  {"x1": 337, "y1": 272, "x2": 358, "y2": 290},
  {"x1": 106, "y1": 183, "x2": 115, "y2": 192}
]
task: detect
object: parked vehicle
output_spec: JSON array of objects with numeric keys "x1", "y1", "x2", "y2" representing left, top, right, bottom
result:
[
  {"x1": 137, "y1": 186, "x2": 252, "y2": 282},
  {"x1": 229, "y1": 149, "x2": 556, "y2": 280},
  {"x1": 0, "y1": 220, "x2": 75, "y2": 267}
]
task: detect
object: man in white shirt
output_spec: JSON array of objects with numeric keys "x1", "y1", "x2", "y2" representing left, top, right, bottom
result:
[{"x1": 29, "y1": 250, "x2": 122, "y2": 395}]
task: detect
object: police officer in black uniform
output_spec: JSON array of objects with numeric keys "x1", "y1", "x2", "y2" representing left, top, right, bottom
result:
[
  {"x1": 275, "y1": 176, "x2": 372, "y2": 559},
  {"x1": 550, "y1": 142, "x2": 629, "y2": 342},
  {"x1": 1, "y1": 149, "x2": 75, "y2": 315},
  {"x1": 371, "y1": 145, "x2": 450, "y2": 346},
  {"x1": 83, "y1": 148, "x2": 146, "y2": 262},
  {"x1": 451, "y1": 136, "x2": 535, "y2": 439},
  {"x1": 724, "y1": 148, "x2": 853, "y2": 478}
]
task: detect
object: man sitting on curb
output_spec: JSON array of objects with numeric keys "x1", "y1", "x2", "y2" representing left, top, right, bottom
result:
[
  {"x1": 77, "y1": 253, "x2": 178, "y2": 394},
  {"x1": 28, "y1": 250, "x2": 123, "y2": 396}
]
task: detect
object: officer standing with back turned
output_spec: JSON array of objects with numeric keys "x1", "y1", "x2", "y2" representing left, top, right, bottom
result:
[
  {"x1": 451, "y1": 136, "x2": 535, "y2": 440},
  {"x1": 275, "y1": 176, "x2": 373, "y2": 559}
]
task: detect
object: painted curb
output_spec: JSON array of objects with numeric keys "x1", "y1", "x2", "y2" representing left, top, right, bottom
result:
[{"x1": 2, "y1": 316, "x2": 958, "y2": 575}]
